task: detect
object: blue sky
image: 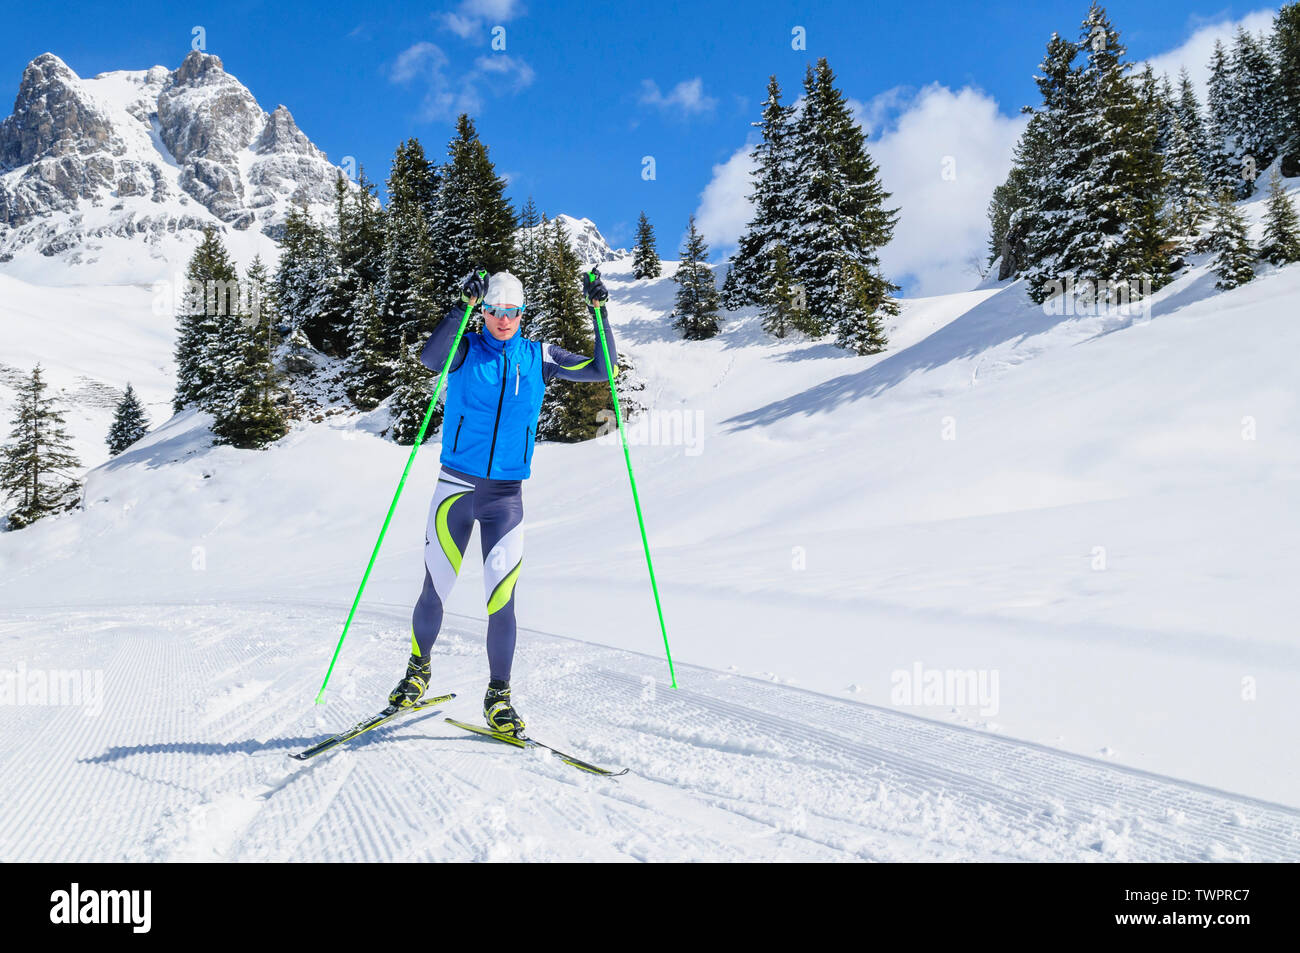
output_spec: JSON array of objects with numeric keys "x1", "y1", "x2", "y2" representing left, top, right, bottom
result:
[{"x1": 0, "y1": 0, "x2": 1281, "y2": 293}]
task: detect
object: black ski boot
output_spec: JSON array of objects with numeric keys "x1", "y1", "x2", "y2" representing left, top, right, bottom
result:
[
  {"x1": 388, "y1": 653, "x2": 431, "y2": 708},
  {"x1": 483, "y1": 680, "x2": 526, "y2": 736}
]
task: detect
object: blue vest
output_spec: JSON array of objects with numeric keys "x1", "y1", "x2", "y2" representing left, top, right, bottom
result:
[{"x1": 440, "y1": 328, "x2": 545, "y2": 480}]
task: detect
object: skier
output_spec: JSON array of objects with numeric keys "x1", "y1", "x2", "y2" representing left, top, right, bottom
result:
[{"x1": 387, "y1": 266, "x2": 617, "y2": 736}]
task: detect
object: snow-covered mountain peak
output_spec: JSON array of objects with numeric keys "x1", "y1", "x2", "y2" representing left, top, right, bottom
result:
[
  {"x1": 524, "y1": 213, "x2": 627, "y2": 267},
  {"x1": 0, "y1": 50, "x2": 343, "y2": 279}
]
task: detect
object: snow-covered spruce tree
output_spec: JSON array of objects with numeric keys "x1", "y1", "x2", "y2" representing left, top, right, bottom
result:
[
  {"x1": 986, "y1": 168, "x2": 1026, "y2": 271},
  {"x1": 515, "y1": 198, "x2": 545, "y2": 338},
  {"x1": 760, "y1": 243, "x2": 802, "y2": 339},
  {"x1": 344, "y1": 281, "x2": 392, "y2": 411},
  {"x1": 723, "y1": 74, "x2": 797, "y2": 310},
  {"x1": 1018, "y1": 32, "x2": 1088, "y2": 302},
  {"x1": 1260, "y1": 168, "x2": 1300, "y2": 265},
  {"x1": 273, "y1": 203, "x2": 339, "y2": 356},
  {"x1": 1206, "y1": 40, "x2": 1248, "y2": 198},
  {"x1": 0, "y1": 365, "x2": 81, "y2": 529},
  {"x1": 1069, "y1": 4, "x2": 1173, "y2": 297},
  {"x1": 174, "y1": 227, "x2": 239, "y2": 412},
  {"x1": 386, "y1": 334, "x2": 437, "y2": 446},
  {"x1": 1164, "y1": 113, "x2": 1211, "y2": 239},
  {"x1": 431, "y1": 114, "x2": 517, "y2": 305},
  {"x1": 211, "y1": 256, "x2": 288, "y2": 449},
  {"x1": 632, "y1": 211, "x2": 662, "y2": 279},
  {"x1": 1148, "y1": 67, "x2": 1176, "y2": 155},
  {"x1": 381, "y1": 138, "x2": 440, "y2": 360},
  {"x1": 1274, "y1": 3, "x2": 1300, "y2": 169},
  {"x1": 993, "y1": 111, "x2": 1053, "y2": 280},
  {"x1": 211, "y1": 356, "x2": 288, "y2": 449},
  {"x1": 522, "y1": 213, "x2": 558, "y2": 327},
  {"x1": 340, "y1": 169, "x2": 385, "y2": 295},
  {"x1": 1173, "y1": 69, "x2": 1214, "y2": 181},
  {"x1": 1208, "y1": 190, "x2": 1257, "y2": 289},
  {"x1": 1229, "y1": 26, "x2": 1283, "y2": 190},
  {"x1": 380, "y1": 205, "x2": 447, "y2": 441},
  {"x1": 672, "y1": 217, "x2": 721, "y2": 341},
  {"x1": 788, "y1": 59, "x2": 899, "y2": 339},
  {"x1": 335, "y1": 167, "x2": 386, "y2": 367},
  {"x1": 837, "y1": 262, "x2": 894, "y2": 355},
  {"x1": 106, "y1": 383, "x2": 149, "y2": 456},
  {"x1": 534, "y1": 218, "x2": 612, "y2": 442}
]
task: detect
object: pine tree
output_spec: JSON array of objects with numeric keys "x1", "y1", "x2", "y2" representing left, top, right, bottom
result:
[
  {"x1": 272, "y1": 204, "x2": 338, "y2": 356},
  {"x1": 1069, "y1": 4, "x2": 1173, "y2": 297},
  {"x1": 672, "y1": 217, "x2": 722, "y2": 341},
  {"x1": 335, "y1": 166, "x2": 386, "y2": 364},
  {"x1": 632, "y1": 211, "x2": 662, "y2": 279},
  {"x1": 1206, "y1": 40, "x2": 1247, "y2": 197},
  {"x1": 211, "y1": 257, "x2": 288, "y2": 449},
  {"x1": 760, "y1": 243, "x2": 803, "y2": 338},
  {"x1": 380, "y1": 138, "x2": 440, "y2": 359},
  {"x1": 1208, "y1": 189, "x2": 1256, "y2": 289},
  {"x1": 1164, "y1": 113, "x2": 1211, "y2": 238},
  {"x1": 837, "y1": 262, "x2": 893, "y2": 355},
  {"x1": 106, "y1": 383, "x2": 149, "y2": 456},
  {"x1": 386, "y1": 334, "x2": 438, "y2": 446},
  {"x1": 1149, "y1": 67, "x2": 1176, "y2": 155},
  {"x1": 1229, "y1": 26, "x2": 1283, "y2": 189},
  {"x1": 787, "y1": 60, "x2": 899, "y2": 337},
  {"x1": 1173, "y1": 69, "x2": 1214, "y2": 181},
  {"x1": 174, "y1": 227, "x2": 239, "y2": 412},
  {"x1": 723, "y1": 75, "x2": 798, "y2": 310},
  {"x1": 0, "y1": 365, "x2": 81, "y2": 529},
  {"x1": 997, "y1": 108, "x2": 1059, "y2": 281},
  {"x1": 344, "y1": 281, "x2": 392, "y2": 410},
  {"x1": 1260, "y1": 168, "x2": 1300, "y2": 264},
  {"x1": 533, "y1": 218, "x2": 611, "y2": 442},
  {"x1": 1019, "y1": 33, "x2": 1089, "y2": 300},
  {"x1": 1274, "y1": 3, "x2": 1300, "y2": 167},
  {"x1": 986, "y1": 164, "x2": 1029, "y2": 270},
  {"x1": 514, "y1": 197, "x2": 545, "y2": 337},
  {"x1": 1018, "y1": 6, "x2": 1172, "y2": 302},
  {"x1": 431, "y1": 114, "x2": 517, "y2": 305}
]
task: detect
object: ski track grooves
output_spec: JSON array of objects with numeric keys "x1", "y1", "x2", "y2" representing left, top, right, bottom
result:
[{"x1": 1, "y1": 601, "x2": 1297, "y2": 862}]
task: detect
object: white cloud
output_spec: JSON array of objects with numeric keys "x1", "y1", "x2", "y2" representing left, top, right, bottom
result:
[
  {"x1": 849, "y1": 86, "x2": 912, "y2": 138},
  {"x1": 389, "y1": 42, "x2": 534, "y2": 121},
  {"x1": 1144, "y1": 9, "x2": 1276, "y2": 95},
  {"x1": 439, "y1": 0, "x2": 526, "y2": 39},
  {"x1": 869, "y1": 84, "x2": 1027, "y2": 297},
  {"x1": 639, "y1": 78, "x2": 717, "y2": 116},
  {"x1": 693, "y1": 143, "x2": 756, "y2": 254},
  {"x1": 390, "y1": 42, "x2": 446, "y2": 84},
  {"x1": 691, "y1": 84, "x2": 1025, "y2": 295}
]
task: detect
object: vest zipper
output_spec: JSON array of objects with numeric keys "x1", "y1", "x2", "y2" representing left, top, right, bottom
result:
[
  {"x1": 484, "y1": 352, "x2": 508, "y2": 477},
  {"x1": 452, "y1": 415, "x2": 464, "y2": 452}
]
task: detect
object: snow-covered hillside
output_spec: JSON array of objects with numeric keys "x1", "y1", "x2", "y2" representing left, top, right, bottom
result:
[{"x1": 3, "y1": 174, "x2": 1300, "y2": 860}]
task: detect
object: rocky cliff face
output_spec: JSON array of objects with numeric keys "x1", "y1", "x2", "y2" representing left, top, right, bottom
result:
[{"x1": 0, "y1": 51, "x2": 341, "y2": 267}]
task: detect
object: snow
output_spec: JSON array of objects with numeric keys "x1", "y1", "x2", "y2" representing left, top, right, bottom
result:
[{"x1": 2, "y1": 180, "x2": 1300, "y2": 860}]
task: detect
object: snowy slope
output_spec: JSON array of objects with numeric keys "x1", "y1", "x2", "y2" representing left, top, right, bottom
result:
[
  {"x1": 3, "y1": 179, "x2": 1300, "y2": 860},
  {"x1": 1, "y1": 600, "x2": 1296, "y2": 862}
]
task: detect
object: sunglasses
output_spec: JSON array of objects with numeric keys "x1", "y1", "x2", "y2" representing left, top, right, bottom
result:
[{"x1": 483, "y1": 304, "x2": 524, "y2": 319}]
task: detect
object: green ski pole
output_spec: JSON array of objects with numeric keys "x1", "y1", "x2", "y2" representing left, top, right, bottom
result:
[
  {"x1": 589, "y1": 272, "x2": 677, "y2": 688},
  {"x1": 314, "y1": 281, "x2": 482, "y2": 703}
]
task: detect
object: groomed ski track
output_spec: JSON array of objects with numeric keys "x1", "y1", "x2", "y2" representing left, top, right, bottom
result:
[{"x1": 1, "y1": 599, "x2": 1296, "y2": 862}]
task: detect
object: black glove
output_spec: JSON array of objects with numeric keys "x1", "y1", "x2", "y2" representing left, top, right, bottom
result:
[
  {"x1": 461, "y1": 265, "x2": 489, "y2": 304},
  {"x1": 581, "y1": 268, "x2": 608, "y2": 307}
]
